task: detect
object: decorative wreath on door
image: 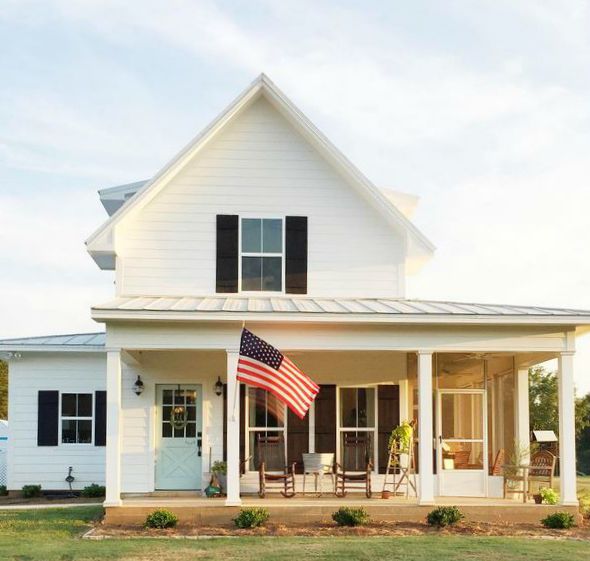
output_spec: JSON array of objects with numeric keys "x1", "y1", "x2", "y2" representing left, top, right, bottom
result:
[{"x1": 170, "y1": 406, "x2": 188, "y2": 429}]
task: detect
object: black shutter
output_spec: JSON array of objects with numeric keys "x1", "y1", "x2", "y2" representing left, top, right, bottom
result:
[
  {"x1": 285, "y1": 216, "x2": 308, "y2": 294},
  {"x1": 37, "y1": 390, "x2": 59, "y2": 446},
  {"x1": 216, "y1": 215, "x2": 239, "y2": 293},
  {"x1": 378, "y1": 385, "x2": 400, "y2": 473},
  {"x1": 94, "y1": 391, "x2": 107, "y2": 446}
]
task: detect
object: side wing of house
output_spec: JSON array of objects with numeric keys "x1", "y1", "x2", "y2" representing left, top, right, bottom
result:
[
  {"x1": 115, "y1": 96, "x2": 407, "y2": 298},
  {"x1": 7, "y1": 353, "x2": 106, "y2": 491}
]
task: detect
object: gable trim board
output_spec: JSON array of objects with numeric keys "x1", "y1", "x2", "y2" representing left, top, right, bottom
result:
[{"x1": 85, "y1": 74, "x2": 434, "y2": 270}]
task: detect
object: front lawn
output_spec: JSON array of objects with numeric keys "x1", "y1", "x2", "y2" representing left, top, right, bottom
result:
[{"x1": 0, "y1": 506, "x2": 589, "y2": 561}]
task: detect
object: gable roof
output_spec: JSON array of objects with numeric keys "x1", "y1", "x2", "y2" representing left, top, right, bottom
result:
[{"x1": 86, "y1": 74, "x2": 434, "y2": 268}]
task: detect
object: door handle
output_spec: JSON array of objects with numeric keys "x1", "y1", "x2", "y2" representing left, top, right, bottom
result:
[{"x1": 197, "y1": 431, "x2": 202, "y2": 457}]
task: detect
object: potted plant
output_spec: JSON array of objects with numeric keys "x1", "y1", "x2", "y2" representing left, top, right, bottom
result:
[
  {"x1": 389, "y1": 420, "x2": 414, "y2": 468},
  {"x1": 211, "y1": 461, "x2": 227, "y2": 493},
  {"x1": 534, "y1": 487, "x2": 558, "y2": 505}
]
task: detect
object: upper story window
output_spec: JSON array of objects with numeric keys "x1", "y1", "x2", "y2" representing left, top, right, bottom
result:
[
  {"x1": 61, "y1": 393, "x2": 93, "y2": 444},
  {"x1": 241, "y1": 218, "x2": 283, "y2": 292}
]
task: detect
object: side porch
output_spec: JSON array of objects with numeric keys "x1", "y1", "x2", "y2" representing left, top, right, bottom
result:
[{"x1": 102, "y1": 320, "x2": 580, "y2": 521}]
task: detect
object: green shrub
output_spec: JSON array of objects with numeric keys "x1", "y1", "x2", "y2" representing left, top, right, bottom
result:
[
  {"x1": 21, "y1": 485, "x2": 42, "y2": 498},
  {"x1": 539, "y1": 487, "x2": 558, "y2": 505},
  {"x1": 426, "y1": 506, "x2": 464, "y2": 527},
  {"x1": 144, "y1": 509, "x2": 178, "y2": 529},
  {"x1": 0, "y1": 485, "x2": 7, "y2": 496},
  {"x1": 80, "y1": 484, "x2": 106, "y2": 498},
  {"x1": 233, "y1": 507, "x2": 270, "y2": 529},
  {"x1": 541, "y1": 512, "x2": 576, "y2": 529},
  {"x1": 331, "y1": 507, "x2": 370, "y2": 527}
]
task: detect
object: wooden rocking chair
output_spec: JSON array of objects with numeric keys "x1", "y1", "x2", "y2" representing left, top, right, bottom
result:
[
  {"x1": 528, "y1": 450, "x2": 557, "y2": 494},
  {"x1": 257, "y1": 434, "x2": 296, "y2": 498},
  {"x1": 335, "y1": 434, "x2": 373, "y2": 498}
]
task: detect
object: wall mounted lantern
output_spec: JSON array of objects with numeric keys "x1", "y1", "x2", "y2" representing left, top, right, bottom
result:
[
  {"x1": 214, "y1": 376, "x2": 223, "y2": 397},
  {"x1": 133, "y1": 375, "x2": 144, "y2": 396}
]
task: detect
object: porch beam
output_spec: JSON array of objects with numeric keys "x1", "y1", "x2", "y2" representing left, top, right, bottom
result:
[
  {"x1": 514, "y1": 368, "x2": 530, "y2": 464},
  {"x1": 225, "y1": 349, "x2": 242, "y2": 506},
  {"x1": 104, "y1": 350, "x2": 122, "y2": 507},
  {"x1": 558, "y1": 352, "x2": 578, "y2": 505},
  {"x1": 417, "y1": 351, "x2": 434, "y2": 505}
]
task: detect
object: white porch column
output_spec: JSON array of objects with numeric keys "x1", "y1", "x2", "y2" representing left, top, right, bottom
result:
[
  {"x1": 399, "y1": 378, "x2": 410, "y2": 422},
  {"x1": 558, "y1": 352, "x2": 578, "y2": 505},
  {"x1": 104, "y1": 350, "x2": 122, "y2": 507},
  {"x1": 225, "y1": 349, "x2": 242, "y2": 506},
  {"x1": 514, "y1": 368, "x2": 530, "y2": 464},
  {"x1": 417, "y1": 351, "x2": 434, "y2": 505}
]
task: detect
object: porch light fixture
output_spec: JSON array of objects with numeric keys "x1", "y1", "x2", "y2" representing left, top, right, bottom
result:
[
  {"x1": 133, "y1": 375, "x2": 144, "y2": 396},
  {"x1": 214, "y1": 376, "x2": 223, "y2": 397}
]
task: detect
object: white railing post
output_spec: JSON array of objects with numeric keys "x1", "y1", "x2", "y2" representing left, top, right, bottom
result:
[
  {"x1": 104, "y1": 350, "x2": 122, "y2": 506},
  {"x1": 558, "y1": 352, "x2": 578, "y2": 505},
  {"x1": 225, "y1": 349, "x2": 242, "y2": 506},
  {"x1": 417, "y1": 351, "x2": 434, "y2": 505}
]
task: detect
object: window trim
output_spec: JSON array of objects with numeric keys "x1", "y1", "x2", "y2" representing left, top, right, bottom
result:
[
  {"x1": 244, "y1": 387, "x2": 288, "y2": 472},
  {"x1": 238, "y1": 215, "x2": 286, "y2": 294},
  {"x1": 59, "y1": 392, "x2": 94, "y2": 446}
]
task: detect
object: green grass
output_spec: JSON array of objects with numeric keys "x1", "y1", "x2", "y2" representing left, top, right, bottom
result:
[{"x1": 0, "y1": 506, "x2": 589, "y2": 561}]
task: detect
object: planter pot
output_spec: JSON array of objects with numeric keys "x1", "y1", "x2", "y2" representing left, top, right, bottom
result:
[
  {"x1": 533, "y1": 494, "x2": 543, "y2": 504},
  {"x1": 381, "y1": 490, "x2": 391, "y2": 500},
  {"x1": 216, "y1": 473, "x2": 227, "y2": 494}
]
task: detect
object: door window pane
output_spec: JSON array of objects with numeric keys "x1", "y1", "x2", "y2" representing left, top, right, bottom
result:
[
  {"x1": 441, "y1": 441, "x2": 484, "y2": 470},
  {"x1": 340, "y1": 388, "x2": 375, "y2": 428},
  {"x1": 440, "y1": 393, "x2": 483, "y2": 440},
  {"x1": 262, "y1": 219, "x2": 282, "y2": 252},
  {"x1": 242, "y1": 219, "x2": 261, "y2": 252}
]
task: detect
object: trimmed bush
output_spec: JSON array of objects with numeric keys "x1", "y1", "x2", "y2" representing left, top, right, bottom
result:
[
  {"x1": 145, "y1": 509, "x2": 178, "y2": 529},
  {"x1": 80, "y1": 484, "x2": 106, "y2": 498},
  {"x1": 332, "y1": 507, "x2": 370, "y2": 527},
  {"x1": 0, "y1": 485, "x2": 7, "y2": 496},
  {"x1": 426, "y1": 506, "x2": 464, "y2": 527},
  {"x1": 539, "y1": 487, "x2": 558, "y2": 505},
  {"x1": 541, "y1": 512, "x2": 576, "y2": 529},
  {"x1": 21, "y1": 485, "x2": 42, "y2": 498},
  {"x1": 233, "y1": 507, "x2": 270, "y2": 529}
]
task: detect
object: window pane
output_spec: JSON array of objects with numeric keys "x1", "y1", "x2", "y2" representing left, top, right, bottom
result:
[
  {"x1": 174, "y1": 390, "x2": 185, "y2": 405},
  {"x1": 242, "y1": 257, "x2": 262, "y2": 291},
  {"x1": 262, "y1": 219, "x2": 282, "y2": 252},
  {"x1": 266, "y1": 394, "x2": 285, "y2": 427},
  {"x1": 186, "y1": 423, "x2": 196, "y2": 438},
  {"x1": 62, "y1": 420, "x2": 77, "y2": 443},
  {"x1": 61, "y1": 394, "x2": 76, "y2": 417},
  {"x1": 357, "y1": 388, "x2": 375, "y2": 428},
  {"x1": 186, "y1": 391, "x2": 196, "y2": 405},
  {"x1": 249, "y1": 387, "x2": 267, "y2": 427},
  {"x1": 441, "y1": 393, "x2": 483, "y2": 440},
  {"x1": 341, "y1": 431, "x2": 372, "y2": 471},
  {"x1": 249, "y1": 430, "x2": 284, "y2": 471},
  {"x1": 187, "y1": 406, "x2": 196, "y2": 421},
  {"x1": 262, "y1": 257, "x2": 282, "y2": 291},
  {"x1": 441, "y1": 441, "x2": 484, "y2": 470},
  {"x1": 242, "y1": 218, "x2": 261, "y2": 252},
  {"x1": 340, "y1": 389, "x2": 357, "y2": 427},
  {"x1": 162, "y1": 422, "x2": 172, "y2": 438},
  {"x1": 162, "y1": 390, "x2": 173, "y2": 404},
  {"x1": 78, "y1": 394, "x2": 92, "y2": 417},
  {"x1": 77, "y1": 420, "x2": 92, "y2": 444}
]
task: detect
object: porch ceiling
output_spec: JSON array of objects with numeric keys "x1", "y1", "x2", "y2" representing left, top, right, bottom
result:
[{"x1": 92, "y1": 295, "x2": 590, "y2": 325}]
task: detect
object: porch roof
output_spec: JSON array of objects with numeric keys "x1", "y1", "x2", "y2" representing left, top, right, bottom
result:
[
  {"x1": 92, "y1": 295, "x2": 590, "y2": 325},
  {"x1": 0, "y1": 332, "x2": 105, "y2": 352}
]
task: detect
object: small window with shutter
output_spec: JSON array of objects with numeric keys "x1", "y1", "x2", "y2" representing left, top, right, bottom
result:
[{"x1": 60, "y1": 393, "x2": 93, "y2": 444}]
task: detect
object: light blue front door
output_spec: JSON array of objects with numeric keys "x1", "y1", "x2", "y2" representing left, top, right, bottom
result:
[{"x1": 155, "y1": 385, "x2": 202, "y2": 490}]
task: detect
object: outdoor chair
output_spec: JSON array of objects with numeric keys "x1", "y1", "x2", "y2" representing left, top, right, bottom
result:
[
  {"x1": 256, "y1": 434, "x2": 296, "y2": 498},
  {"x1": 335, "y1": 434, "x2": 373, "y2": 498},
  {"x1": 527, "y1": 450, "x2": 557, "y2": 494},
  {"x1": 302, "y1": 452, "x2": 335, "y2": 496}
]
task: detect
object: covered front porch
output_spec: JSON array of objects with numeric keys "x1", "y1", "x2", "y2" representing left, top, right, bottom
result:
[{"x1": 101, "y1": 319, "x2": 580, "y2": 515}]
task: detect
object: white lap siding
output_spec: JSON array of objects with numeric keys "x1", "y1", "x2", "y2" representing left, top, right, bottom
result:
[{"x1": 7, "y1": 353, "x2": 106, "y2": 491}]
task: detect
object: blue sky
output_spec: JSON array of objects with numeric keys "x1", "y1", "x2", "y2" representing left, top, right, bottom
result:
[{"x1": 1, "y1": 1, "x2": 590, "y2": 390}]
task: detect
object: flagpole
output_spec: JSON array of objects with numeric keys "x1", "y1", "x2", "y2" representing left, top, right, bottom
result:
[{"x1": 231, "y1": 320, "x2": 245, "y2": 422}]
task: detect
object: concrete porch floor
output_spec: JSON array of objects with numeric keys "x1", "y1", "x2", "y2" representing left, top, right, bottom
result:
[{"x1": 105, "y1": 494, "x2": 581, "y2": 526}]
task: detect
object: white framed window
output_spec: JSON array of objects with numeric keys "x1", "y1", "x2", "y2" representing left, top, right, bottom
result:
[
  {"x1": 337, "y1": 387, "x2": 378, "y2": 471},
  {"x1": 60, "y1": 393, "x2": 93, "y2": 445},
  {"x1": 240, "y1": 217, "x2": 284, "y2": 292},
  {"x1": 245, "y1": 387, "x2": 287, "y2": 471}
]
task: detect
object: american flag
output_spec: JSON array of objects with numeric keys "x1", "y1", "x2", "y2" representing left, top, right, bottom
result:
[{"x1": 237, "y1": 328, "x2": 319, "y2": 419}]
